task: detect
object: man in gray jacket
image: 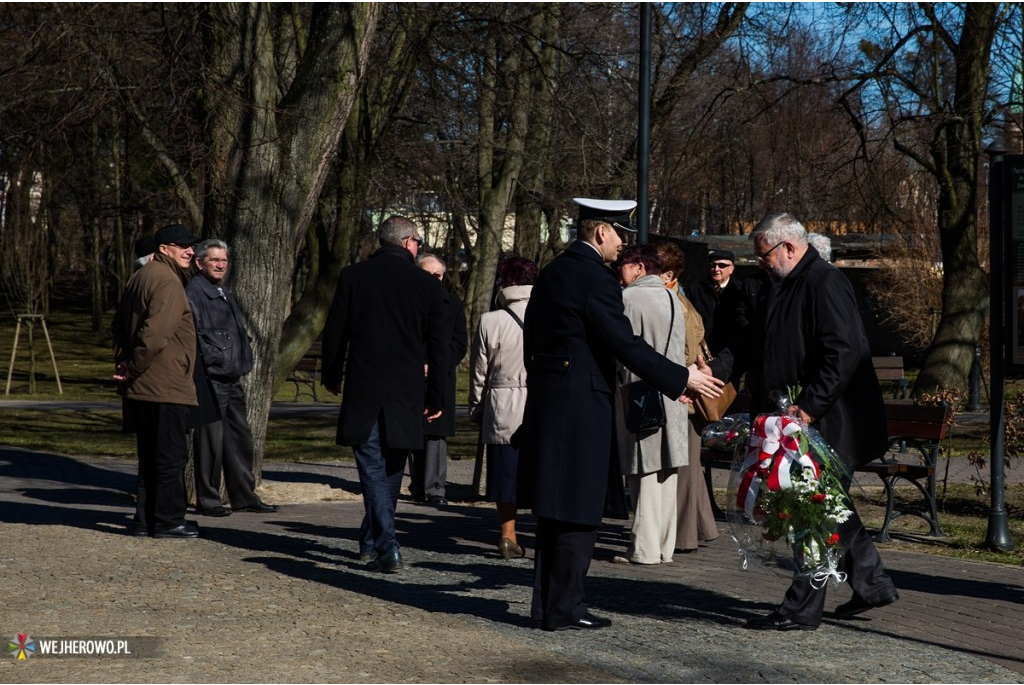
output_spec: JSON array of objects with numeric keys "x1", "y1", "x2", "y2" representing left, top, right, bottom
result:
[{"x1": 186, "y1": 239, "x2": 277, "y2": 517}]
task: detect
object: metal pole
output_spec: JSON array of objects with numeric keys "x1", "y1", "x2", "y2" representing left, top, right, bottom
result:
[
  {"x1": 985, "y1": 144, "x2": 1013, "y2": 551},
  {"x1": 637, "y1": 4, "x2": 651, "y2": 245}
]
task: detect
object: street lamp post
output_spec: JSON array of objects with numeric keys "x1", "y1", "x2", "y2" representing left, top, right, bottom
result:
[
  {"x1": 985, "y1": 143, "x2": 1014, "y2": 551},
  {"x1": 637, "y1": 4, "x2": 651, "y2": 245}
]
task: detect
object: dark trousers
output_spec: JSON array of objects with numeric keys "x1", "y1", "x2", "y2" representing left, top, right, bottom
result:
[
  {"x1": 531, "y1": 517, "x2": 599, "y2": 629},
  {"x1": 193, "y1": 379, "x2": 259, "y2": 510},
  {"x1": 130, "y1": 400, "x2": 190, "y2": 533},
  {"x1": 409, "y1": 437, "x2": 448, "y2": 500},
  {"x1": 779, "y1": 503, "x2": 896, "y2": 627},
  {"x1": 355, "y1": 419, "x2": 408, "y2": 556}
]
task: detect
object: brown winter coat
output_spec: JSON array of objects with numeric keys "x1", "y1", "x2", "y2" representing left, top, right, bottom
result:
[{"x1": 112, "y1": 253, "x2": 198, "y2": 406}]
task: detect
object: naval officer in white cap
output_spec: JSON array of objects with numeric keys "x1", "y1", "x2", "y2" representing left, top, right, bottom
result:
[{"x1": 517, "y1": 197, "x2": 723, "y2": 631}]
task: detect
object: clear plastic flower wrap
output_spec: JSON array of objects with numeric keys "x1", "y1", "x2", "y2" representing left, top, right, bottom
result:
[
  {"x1": 725, "y1": 391, "x2": 852, "y2": 587},
  {"x1": 700, "y1": 413, "x2": 750, "y2": 453}
]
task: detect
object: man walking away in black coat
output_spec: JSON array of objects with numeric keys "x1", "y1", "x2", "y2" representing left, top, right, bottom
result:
[
  {"x1": 714, "y1": 212, "x2": 898, "y2": 631},
  {"x1": 322, "y1": 216, "x2": 448, "y2": 574}
]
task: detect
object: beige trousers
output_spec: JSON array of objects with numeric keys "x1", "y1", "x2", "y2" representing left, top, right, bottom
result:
[
  {"x1": 625, "y1": 468, "x2": 679, "y2": 564},
  {"x1": 675, "y1": 421, "x2": 720, "y2": 551}
]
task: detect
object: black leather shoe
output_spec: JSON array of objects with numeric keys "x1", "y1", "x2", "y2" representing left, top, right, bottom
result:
[
  {"x1": 427, "y1": 495, "x2": 448, "y2": 506},
  {"x1": 235, "y1": 501, "x2": 278, "y2": 513},
  {"x1": 544, "y1": 612, "x2": 612, "y2": 631},
  {"x1": 834, "y1": 591, "x2": 899, "y2": 618},
  {"x1": 131, "y1": 526, "x2": 152, "y2": 537},
  {"x1": 743, "y1": 611, "x2": 816, "y2": 631},
  {"x1": 196, "y1": 506, "x2": 231, "y2": 517},
  {"x1": 367, "y1": 547, "x2": 403, "y2": 573},
  {"x1": 153, "y1": 522, "x2": 200, "y2": 539}
]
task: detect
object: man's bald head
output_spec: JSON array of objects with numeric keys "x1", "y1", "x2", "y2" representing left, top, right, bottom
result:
[{"x1": 417, "y1": 253, "x2": 446, "y2": 281}]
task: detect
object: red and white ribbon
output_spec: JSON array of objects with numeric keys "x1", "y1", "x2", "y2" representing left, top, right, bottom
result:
[{"x1": 736, "y1": 415, "x2": 821, "y2": 519}]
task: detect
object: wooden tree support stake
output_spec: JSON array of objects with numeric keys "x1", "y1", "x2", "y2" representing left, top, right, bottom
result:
[{"x1": 5, "y1": 314, "x2": 63, "y2": 395}]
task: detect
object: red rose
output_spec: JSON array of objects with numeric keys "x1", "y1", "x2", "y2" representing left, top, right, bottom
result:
[
  {"x1": 777, "y1": 512, "x2": 792, "y2": 520},
  {"x1": 812, "y1": 493, "x2": 827, "y2": 503},
  {"x1": 827, "y1": 533, "x2": 840, "y2": 546}
]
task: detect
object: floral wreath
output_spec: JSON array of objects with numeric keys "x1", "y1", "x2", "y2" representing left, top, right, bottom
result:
[{"x1": 730, "y1": 413, "x2": 852, "y2": 585}]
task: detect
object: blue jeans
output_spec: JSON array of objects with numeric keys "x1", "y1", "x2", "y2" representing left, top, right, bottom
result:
[{"x1": 354, "y1": 420, "x2": 408, "y2": 556}]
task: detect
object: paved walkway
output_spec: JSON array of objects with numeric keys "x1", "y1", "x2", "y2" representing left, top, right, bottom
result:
[{"x1": 0, "y1": 432, "x2": 1022, "y2": 683}]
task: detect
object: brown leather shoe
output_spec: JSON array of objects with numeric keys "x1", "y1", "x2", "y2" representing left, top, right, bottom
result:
[{"x1": 498, "y1": 538, "x2": 525, "y2": 559}]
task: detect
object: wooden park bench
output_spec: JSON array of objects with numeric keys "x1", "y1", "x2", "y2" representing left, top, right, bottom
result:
[
  {"x1": 856, "y1": 400, "x2": 952, "y2": 542},
  {"x1": 872, "y1": 356, "x2": 909, "y2": 399},
  {"x1": 286, "y1": 340, "x2": 322, "y2": 402}
]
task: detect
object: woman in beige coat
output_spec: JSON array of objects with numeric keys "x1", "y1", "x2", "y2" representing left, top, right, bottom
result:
[
  {"x1": 655, "y1": 241, "x2": 719, "y2": 552},
  {"x1": 613, "y1": 245, "x2": 690, "y2": 564},
  {"x1": 468, "y1": 257, "x2": 538, "y2": 559}
]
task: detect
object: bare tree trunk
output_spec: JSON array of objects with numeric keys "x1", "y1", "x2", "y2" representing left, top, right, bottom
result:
[
  {"x1": 200, "y1": 3, "x2": 379, "y2": 481},
  {"x1": 112, "y1": 119, "x2": 128, "y2": 293},
  {"x1": 914, "y1": 3, "x2": 998, "y2": 396},
  {"x1": 275, "y1": 9, "x2": 430, "y2": 387},
  {"x1": 464, "y1": 10, "x2": 546, "y2": 337},
  {"x1": 513, "y1": 8, "x2": 560, "y2": 264}
]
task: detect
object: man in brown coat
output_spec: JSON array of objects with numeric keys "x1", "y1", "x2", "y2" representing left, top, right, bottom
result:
[{"x1": 113, "y1": 223, "x2": 200, "y2": 539}]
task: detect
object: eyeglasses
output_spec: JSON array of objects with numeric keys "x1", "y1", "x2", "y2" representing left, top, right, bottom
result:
[
  {"x1": 709, "y1": 261, "x2": 733, "y2": 269},
  {"x1": 755, "y1": 241, "x2": 785, "y2": 263},
  {"x1": 403, "y1": 235, "x2": 424, "y2": 248}
]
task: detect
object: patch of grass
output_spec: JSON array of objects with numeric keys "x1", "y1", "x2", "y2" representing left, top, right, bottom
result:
[
  {"x1": 263, "y1": 414, "x2": 340, "y2": 462},
  {"x1": 0, "y1": 308, "x2": 119, "y2": 400},
  {"x1": 851, "y1": 483, "x2": 1024, "y2": 565},
  {"x1": 0, "y1": 305, "x2": 342, "y2": 403},
  {"x1": 0, "y1": 409, "x2": 136, "y2": 458}
]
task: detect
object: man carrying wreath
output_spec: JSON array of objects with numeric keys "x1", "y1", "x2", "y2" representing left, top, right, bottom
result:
[{"x1": 712, "y1": 212, "x2": 899, "y2": 631}]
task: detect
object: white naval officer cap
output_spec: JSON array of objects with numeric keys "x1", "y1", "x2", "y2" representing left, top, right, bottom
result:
[{"x1": 573, "y1": 198, "x2": 638, "y2": 233}]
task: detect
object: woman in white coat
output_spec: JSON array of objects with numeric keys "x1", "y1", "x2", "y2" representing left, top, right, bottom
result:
[
  {"x1": 468, "y1": 256, "x2": 538, "y2": 559},
  {"x1": 614, "y1": 244, "x2": 690, "y2": 564}
]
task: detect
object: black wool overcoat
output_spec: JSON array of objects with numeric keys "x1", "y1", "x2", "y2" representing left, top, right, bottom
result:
[
  {"x1": 688, "y1": 276, "x2": 750, "y2": 356},
  {"x1": 424, "y1": 291, "x2": 468, "y2": 438},
  {"x1": 321, "y1": 246, "x2": 448, "y2": 450},
  {"x1": 518, "y1": 240, "x2": 690, "y2": 527},
  {"x1": 716, "y1": 247, "x2": 887, "y2": 470}
]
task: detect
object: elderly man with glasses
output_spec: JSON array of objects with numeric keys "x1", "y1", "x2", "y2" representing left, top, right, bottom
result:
[
  {"x1": 113, "y1": 223, "x2": 201, "y2": 539},
  {"x1": 689, "y1": 249, "x2": 749, "y2": 359},
  {"x1": 711, "y1": 212, "x2": 898, "y2": 631},
  {"x1": 321, "y1": 215, "x2": 448, "y2": 573}
]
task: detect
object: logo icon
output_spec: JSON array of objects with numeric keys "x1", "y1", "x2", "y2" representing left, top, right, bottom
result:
[{"x1": 10, "y1": 633, "x2": 35, "y2": 660}]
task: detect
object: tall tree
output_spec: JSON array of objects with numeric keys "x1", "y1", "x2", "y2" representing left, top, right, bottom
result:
[
  {"x1": 840, "y1": 3, "x2": 1003, "y2": 394},
  {"x1": 274, "y1": 5, "x2": 439, "y2": 388},
  {"x1": 197, "y1": 4, "x2": 380, "y2": 475}
]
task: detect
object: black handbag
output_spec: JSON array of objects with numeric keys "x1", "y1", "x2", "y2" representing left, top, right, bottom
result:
[{"x1": 624, "y1": 289, "x2": 675, "y2": 434}]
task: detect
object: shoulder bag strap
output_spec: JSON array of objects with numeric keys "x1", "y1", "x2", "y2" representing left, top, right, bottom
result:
[
  {"x1": 662, "y1": 288, "x2": 675, "y2": 356},
  {"x1": 502, "y1": 306, "x2": 525, "y2": 330}
]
